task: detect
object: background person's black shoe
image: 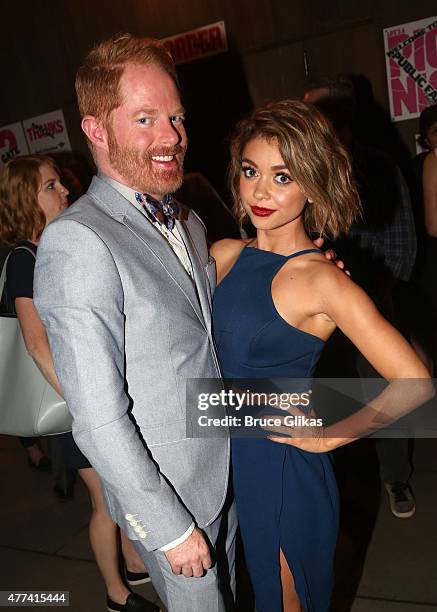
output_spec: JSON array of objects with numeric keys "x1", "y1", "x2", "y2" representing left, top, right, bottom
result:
[
  {"x1": 53, "y1": 484, "x2": 74, "y2": 502},
  {"x1": 107, "y1": 592, "x2": 160, "y2": 612},
  {"x1": 385, "y1": 481, "x2": 416, "y2": 518},
  {"x1": 28, "y1": 456, "x2": 52, "y2": 472},
  {"x1": 125, "y1": 567, "x2": 152, "y2": 585}
]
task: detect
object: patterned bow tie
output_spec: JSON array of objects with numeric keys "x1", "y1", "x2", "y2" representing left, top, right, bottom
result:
[{"x1": 135, "y1": 192, "x2": 180, "y2": 231}]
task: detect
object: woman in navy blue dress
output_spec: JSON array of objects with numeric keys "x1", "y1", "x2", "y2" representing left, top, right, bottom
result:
[{"x1": 211, "y1": 101, "x2": 430, "y2": 611}]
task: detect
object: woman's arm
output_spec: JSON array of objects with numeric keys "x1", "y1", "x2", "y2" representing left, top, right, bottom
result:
[
  {"x1": 423, "y1": 150, "x2": 437, "y2": 237},
  {"x1": 267, "y1": 268, "x2": 433, "y2": 451},
  {"x1": 15, "y1": 297, "x2": 63, "y2": 397},
  {"x1": 319, "y1": 269, "x2": 428, "y2": 380}
]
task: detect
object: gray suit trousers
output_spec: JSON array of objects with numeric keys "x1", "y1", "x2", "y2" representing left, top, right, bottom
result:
[{"x1": 134, "y1": 500, "x2": 237, "y2": 612}]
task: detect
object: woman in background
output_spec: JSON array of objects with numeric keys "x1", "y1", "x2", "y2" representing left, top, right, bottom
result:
[
  {"x1": 423, "y1": 147, "x2": 437, "y2": 237},
  {"x1": 0, "y1": 155, "x2": 157, "y2": 612},
  {"x1": 411, "y1": 104, "x2": 437, "y2": 372}
]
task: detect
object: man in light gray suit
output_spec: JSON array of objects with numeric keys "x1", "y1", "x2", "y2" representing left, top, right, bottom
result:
[{"x1": 34, "y1": 33, "x2": 235, "y2": 612}]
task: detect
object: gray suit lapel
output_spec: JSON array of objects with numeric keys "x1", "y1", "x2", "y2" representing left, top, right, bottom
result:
[
  {"x1": 88, "y1": 176, "x2": 207, "y2": 329},
  {"x1": 123, "y1": 207, "x2": 205, "y2": 328},
  {"x1": 176, "y1": 219, "x2": 212, "y2": 333}
]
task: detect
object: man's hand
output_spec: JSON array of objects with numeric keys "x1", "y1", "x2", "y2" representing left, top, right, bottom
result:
[
  {"x1": 313, "y1": 237, "x2": 350, "y2": 276},
  {"x1": 165, "y1": 527, "x2": 212, "y2": 577}
]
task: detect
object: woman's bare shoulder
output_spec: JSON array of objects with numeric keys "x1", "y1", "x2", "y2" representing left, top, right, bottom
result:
[
  {"x1": 424, "y1": 150, "x2": 437, "y2": 181},
  {"x1": 210, "y1": 238, "x2": 248, "y2": 259},
  {"x1": 424, "y1": 149, "x2": 437, "y2": 167},
  {"x1": 303, "y1": 255, "x2": 374, "y2": 320},
  {"x1": 210, "y1": 238, "x2": 251, "y2": 284},
  {"x1": 303, "y1": 254, "x2": 356, "y2": 294}
]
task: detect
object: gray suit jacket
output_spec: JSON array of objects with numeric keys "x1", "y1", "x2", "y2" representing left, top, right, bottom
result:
[{"x1": 34, "y1": 176, "x2": 229, "y2": 551}]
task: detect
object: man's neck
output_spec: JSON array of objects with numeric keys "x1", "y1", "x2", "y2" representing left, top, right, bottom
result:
[{"x1": 98, "y1": 171, "x2": 164, "y2": 202}]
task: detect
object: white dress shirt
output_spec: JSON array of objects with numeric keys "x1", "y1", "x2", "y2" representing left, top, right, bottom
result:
[{"x1": 103, "y1": 175, "x2": 193, "y2": 279}]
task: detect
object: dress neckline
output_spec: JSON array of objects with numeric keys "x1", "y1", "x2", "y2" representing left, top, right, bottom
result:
[{"x1": 246, "y1": 245, "x2": 321, "y2": 260}]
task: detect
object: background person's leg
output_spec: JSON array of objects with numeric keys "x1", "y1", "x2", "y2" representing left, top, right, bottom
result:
[
  {"x1": 20, "y1": 437, "x2": 51, "y2": 471},
  {"x1": 50, "y1": 434, "x2": 76, "y2": 500},
  {"x1": 375, "y1": 438, "x2": 415, "y2": 518}
]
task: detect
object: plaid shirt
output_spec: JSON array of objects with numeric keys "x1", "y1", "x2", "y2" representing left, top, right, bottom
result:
[
  {"x1": 348, "y1": 166, "x2": 416, "y2": 282},
  {"x1": 339, "y1": 147, "x2": 417, "y2": 285}
]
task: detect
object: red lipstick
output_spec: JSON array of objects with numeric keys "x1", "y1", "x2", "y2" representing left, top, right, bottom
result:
[{"x1": 250, "y1": 206, "x2": 275, "y2": 217}]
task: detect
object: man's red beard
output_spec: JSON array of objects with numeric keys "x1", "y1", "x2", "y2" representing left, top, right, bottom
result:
[{"x1": 108, "y1": 132, "x2": 186, "y2": 197}]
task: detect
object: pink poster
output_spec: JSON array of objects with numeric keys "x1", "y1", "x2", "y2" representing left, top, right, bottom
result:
[
  {"x1": 0, "y1": 122, "x2": 29, "y2": 165},
  {"x1": 384, "y1": 16, "x2": 437, "y2": 122}
]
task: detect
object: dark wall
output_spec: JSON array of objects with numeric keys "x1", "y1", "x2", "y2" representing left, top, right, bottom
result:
[{"x1": 1, "y1": 0, "x2": 436, "y2": 194}]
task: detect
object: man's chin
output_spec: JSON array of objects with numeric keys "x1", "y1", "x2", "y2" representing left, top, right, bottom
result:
[
  {"x1": 108, "y1": 147, "x2": 184, "y2": 196},
  {"x1": 139, "y1": 172, "x2": 183, "y2": 197}
]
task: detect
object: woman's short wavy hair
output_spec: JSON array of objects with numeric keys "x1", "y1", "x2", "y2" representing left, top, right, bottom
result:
[
  {"x1": 0, "y1": 155, "x2": 57, "y2": 245},
  {"x1": 229, "y1": 99, "x2": 361, "y2": 239}
]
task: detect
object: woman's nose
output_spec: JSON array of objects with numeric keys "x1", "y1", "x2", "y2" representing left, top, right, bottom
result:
[{"x1": 253, "y1": 178, "x2": 270, "y2": 200}]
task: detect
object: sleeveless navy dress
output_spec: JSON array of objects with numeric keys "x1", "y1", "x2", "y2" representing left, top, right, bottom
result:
[{"x1": 212, "y1": 247, "x2": 340, "y2": 612}]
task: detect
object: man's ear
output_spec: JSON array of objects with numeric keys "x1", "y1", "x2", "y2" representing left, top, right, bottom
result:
[{"x1": 81, "y1": 116, "x2": 109, "y2": 152}]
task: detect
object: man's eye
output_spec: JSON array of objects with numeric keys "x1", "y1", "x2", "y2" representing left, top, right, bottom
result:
[
  {"x1": 241, "y1": 166, "x2": 257, "y2": 178},
  {"x1": 137, "y1": 117, "x2": 153, "y2": 126},
  {"x1": 171, "y1": 115, "x2": 185, "y2": 124},
  {"x1": 274, "y1": 173, "x2": 292, "y2": 185}
]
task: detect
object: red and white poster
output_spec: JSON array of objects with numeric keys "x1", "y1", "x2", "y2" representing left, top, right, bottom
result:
[
  {"x1": 384, "y1": 17, "x2": 437, "y2": 122},
  {"x1": 0, "y1": 122, "x2": 30, "y2": 165},
  {"x1": 23, "y1": 109, "x2": 71, "y2": 154},
  {"x1": 162, "y1": 21, "x2": 228, "y2": 65}
]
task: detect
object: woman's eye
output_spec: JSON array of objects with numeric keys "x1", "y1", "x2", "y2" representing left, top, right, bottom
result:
[
  {"x1": 242, "y1": 166, "x2": 257, "y2": 178},
  {"x1": 137, "y1": 117, "x2": 153, "y2": 126},
  {"x1": 47, "y1": 182, "x2": 55, "y2": 190},
  {"x1": 274, "y1": 173, "x2": 292, "y2": 185}
]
